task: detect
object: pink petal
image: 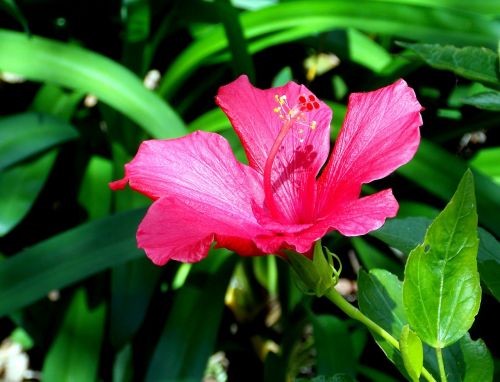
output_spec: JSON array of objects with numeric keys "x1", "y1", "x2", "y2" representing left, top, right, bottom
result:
[
  {"x1": 216, "y1": 75, "x2": 332, "y2": 223},
  {"x1": 317, "y1": 79, "x2": 422, "y2": 215},
  {"x1": 112, "y1": 131, "x2": 269, "y2": 264},
  {"x1": 324, "y1": 189, "x2": 399, "y2": 236},
  {"x1": 138, "y1": 197, "x2": 264, "y2": 265}
]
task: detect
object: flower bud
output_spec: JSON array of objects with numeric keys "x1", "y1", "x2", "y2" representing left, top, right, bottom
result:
[{"x1": 287, "y1": 241, "x2": 342, "y2": 297}]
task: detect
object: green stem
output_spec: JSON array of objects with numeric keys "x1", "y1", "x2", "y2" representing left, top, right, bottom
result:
[
  {"x1": 324, "y1": 287, "x2": 437, "y2": 382},
  {"x1": 435, "y1": 347, "x2": 447, "y2": 382}
]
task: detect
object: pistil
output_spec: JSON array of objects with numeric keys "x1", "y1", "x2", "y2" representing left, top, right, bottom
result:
[
  {"x1": 263, "y1": 120, "x2": 292, "y2": 221},
  {"x1": 263, "y1": 93, "x2": 320, "y2": 222}
]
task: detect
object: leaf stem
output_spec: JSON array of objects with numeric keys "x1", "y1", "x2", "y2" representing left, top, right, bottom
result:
[
  {"x1": 324, "y1": 287, "x2": 437, "y2": 382},
  {"x1": 435, "y1": 347, "x2": 447, "y2": 382}
]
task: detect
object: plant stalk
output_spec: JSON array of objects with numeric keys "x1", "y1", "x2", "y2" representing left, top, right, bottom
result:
[
  {"x1": 324, "y1": 287, "x2": 437, "y2": 382},
  {"x1": 435, "y1": 347, "x2": 447, "y2": 382}
]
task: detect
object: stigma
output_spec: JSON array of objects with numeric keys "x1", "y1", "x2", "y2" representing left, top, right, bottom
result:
[{"x1": 273, "y1": 93, "x2": 319, "y2": 142}]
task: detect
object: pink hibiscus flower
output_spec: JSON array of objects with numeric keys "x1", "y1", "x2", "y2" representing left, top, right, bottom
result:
[{"x1": 110, "y1": 75, "x2": 422, "y2": 265}]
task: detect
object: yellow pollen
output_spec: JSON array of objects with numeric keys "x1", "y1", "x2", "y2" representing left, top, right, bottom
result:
[
  {"x1": 311, "y1": 120, "x2": 317, "y2": 130},
  {"x1": 274, "y1": 107, "x2": 280, "y2": 113}
]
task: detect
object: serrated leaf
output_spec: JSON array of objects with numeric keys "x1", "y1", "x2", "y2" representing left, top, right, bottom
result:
[
  {"x1": 403, "y1": 170, "x2": 481, "y2": 348},
  {"x1": 358, "y1": 268, "x2": 493, "y2": 381},
  {"x1": 399, "y1": 42, "x2": 500, "y2": 86},
  {"x1": 42, "y1": 289, "x2": 106, "y2": 381},
  {"x1": 372, "y1": 217, "x2": 500, "y2": 304},
  {"x1": 400, "y1": 325, "x2": 423, "y2": 381},
  {"x1": 463, "y1": 91, "x2": 500, "y2": 110}
]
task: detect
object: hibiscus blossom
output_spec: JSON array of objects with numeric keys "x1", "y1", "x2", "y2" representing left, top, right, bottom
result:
[{"x1": 110, "y1": 75, "x2": 422, "y2": 265}]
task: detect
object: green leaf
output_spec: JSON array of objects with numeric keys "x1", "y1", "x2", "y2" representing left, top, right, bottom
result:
[
  {"x1": 372, "y1": 217, "x2": 500, "y2": 304},
  {"x1": 215, "y1": 0, "x2": 255, "y2": 81},
  {"x1": 463, "y1": 91, "x2": 500, "y2": 110},
  {"x1": 0, "y1": 151, "x2": 57, "y2": 236},
  {"x1": 0, "y1": 112, "x2": 78, "y2": 172},
  {"x1": 0, "y1": 0, "x2": 28, "y2": 32},
  {"x1": 399, "y1": 42, "x2": 500, "y2": 86},
  {"x1": 0, "y1": 209, "x2": 145, "y2": 317},
  {"x1": 398, "y1": 139, "x2": 500, "y2": 237},
  {"x1": 312, "y1": 315, "x2": 356, "y2": 377},
  {"x1": 351, "y1": 237, "x2": 402, "y2": 277},
  {"x1": 78, "y1": 156, "x2": 113, "y2": 221},
  {"x1": 400, "y1": 325, "x2": 423, "y2": 381},
  {"x1": 358, "y1": 269, "x2": 409, "y2": 377},
  {"x1": 145, "y1": 253, "x2": 237, "y2": 382},
  {"x1": 477, "y1": 229, "x2": 500, "y2": 301},
  {"x1": 403, "y1": 170, "x2": 481, "y2": 348},
  {"x1": 295, "y1": 374, "x2": 357, "y2": 382},
  {"x1": 358, "y1": 269, "x2": 493, "y2": 381},
  {"x1": 110, "y1": 257, "x2": 162, "y2": 350},
  {"x1": 0, "y1": 29, "x2": 185, "y2": 138},
  {"x1": 42, "y1": 289, "x2": 106, "y2": 381},
  {"x1": 160, "y1": 1, "x2": 500, "y2": 96},
  {"x1": 470, "y1": 147, "x2": 500, "y2": 184},
  {"x1": 347, "y1": 28, "x2": 392, "y2": 73}
]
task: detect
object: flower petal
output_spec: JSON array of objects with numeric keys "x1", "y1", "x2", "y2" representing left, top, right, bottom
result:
[
  {"x1": 324, "y1": 189, "x2": 399, "y2": 236},
  {"x1": 216, "y1": 75, "x2": 331, "y2": 223},
  {"x1": 317, "y1": 79, "x2": 422, "y2": 214},
  {"x1": 111, "y1": 131, "x2": 269, "y2": 263},
  {"x1": 138, "y1": 197, "x2": 264, "y2": 265}
]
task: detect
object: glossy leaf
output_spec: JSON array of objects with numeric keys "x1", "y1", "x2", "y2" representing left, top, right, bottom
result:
[
  {"x1": 0, "y1": 29, "x2": 185, "y2": 138},
  {"x1": 358, "y1": 269, "x2": 409, "y2": 378},
  {"x1": 400, "y1": 325, "x2": 423, "y2": 381},
  {"x1": 0, "y1": 151, "x2": 57, "y2": 236},
  {"x1": 42, "y1": 289, "x2": 106, "y2": 381},
  {"x1": 145, "y1": 253, "x2": 236, "y2": 382},
  {"x1": 470, "y1": 147, "x2": 500, "y2": 184},
  {"x1": 78, "y1": 156, "x2": 113, "y2": 221},
  {"x1": 463, "y1": 91, "x2": 500, "y2": 110},
  {"x1": 372, "y1": 217, "x2": 500, "y2": 304},
  {"x1": 0, "y1": 112, "x2": 78, "y2": 172},
  {"x1": 0, "y1": 209, "x2": 145, "y2": 317},
  {"x1": 477, "y1": 229, "x2": 500, "y2": 301},
  {"x1": 110, "y1": 257, "x2": 162, "y2": 350},
  {"x1": 160, "y1": 1, "x2": 500, "y2": 96},
  {"x1": 398, "y1": 139, "x2": 500, "y2": 237},
  {"x1": 403, "y1": 171, "x2": 481, "y2": 348},
  {"x1": 358, "y1": 269, "x2": 493, "y2": 381},
  {"x1": 312, "y1": 315, "x2": 356, "y2": 377},
  {"x1": 399, "y1": 42, "x2": 500, "y2": 86},
  {"x1": 351, "y1": 237, "x2": 402, "y2": 277}
]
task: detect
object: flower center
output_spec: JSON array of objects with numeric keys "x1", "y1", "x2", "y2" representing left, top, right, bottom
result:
[{"x1": 263, "y1": 93, "x2": 320, "y2": 221}]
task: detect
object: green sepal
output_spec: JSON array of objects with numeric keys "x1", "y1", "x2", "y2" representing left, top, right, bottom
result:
[
  {"x1": 287, "y1": 241, "x2": 341, "y2": 297},
  {"x1": 400, "y1": 325, "x2": 423, "y2": 382}
]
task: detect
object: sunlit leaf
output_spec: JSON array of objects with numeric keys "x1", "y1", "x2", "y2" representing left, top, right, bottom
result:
[
  {"x1": 0, "y1": 29, "x2": 185, "y2": 138},
  {"x1": 0, "y1": 209, "x2": 145, "y2": 317},
  {"x1": 0, "y1": 112, "x2": 78, "y2": 172},
  {"x1": 400, "y1": 325, "x2": 423, "y2": 381},
  {"x1": 399, "y1": 42, "x2": 500, "y2": 86},
  {"x1": 0, "y1": 151, "x2": 57, "y2": 236},
  {"x1": 403, "y1": 171, "x2": 481, "y2": 348},
  {"x1": 42, "y1": 289, "x2": 106, "y2": 382}
]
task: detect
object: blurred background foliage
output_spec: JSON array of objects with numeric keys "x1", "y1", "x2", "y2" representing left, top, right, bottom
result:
[{"x1": 0, "y1": 0, "x2": 499, "y2": 381}]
